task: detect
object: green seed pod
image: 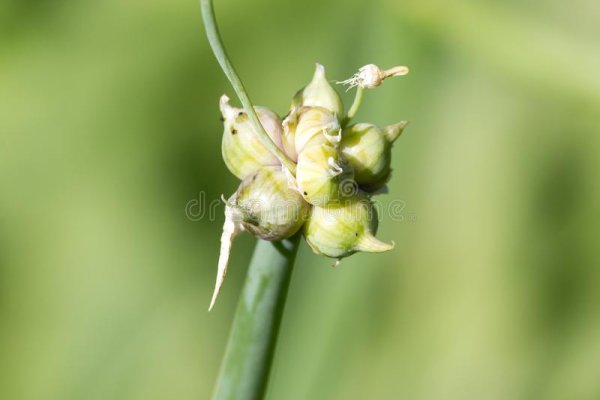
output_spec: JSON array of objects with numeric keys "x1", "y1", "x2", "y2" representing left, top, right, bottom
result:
[
  {"x1": 303, "y1": 195, "x2": 394, "y2": 259},
  {"x1": 292, "y1": 63, "x2": 343, "y2": 115},
  {"x1": 231, "y1": 166, "x2": 310, "y2": 241},
  {"x1": 220, "y1": 95, "x2": 285, "y2": 180},
  {"x1": 340, "y1": 121, "x2": 407, "y2": 191},
  {"x1": 282, "y1": 106, "x2": 342, "y2": 161},
  {"x1": 296, "y1": 142, "x2": 354, "y2": 206}
]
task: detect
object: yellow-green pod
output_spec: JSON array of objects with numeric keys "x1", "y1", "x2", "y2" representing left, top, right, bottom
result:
[
  {"x1": 295, "y1": 142, "x2": 354, "y2": 206},
  {"x1": 340, "y1": 122, "x2": 407, "y2": 191},
  {"x1": 292, "y1": 63, "x2": 343, "y2": 116},
  {"x1": 303, "y1": 195, "x2": 394, "y2": 259},
  {"x1": 220, "y1": 95, "x2": 284, "y2": 180},
  {"x1": 293, "y1": 106, "x2": 341, "y2": 154},
  {"x1": 231, "y1": 166, "x2": 310, "y2": 241},
  {"x1": 282, "y1": 105, "x2": 341, "y2": 161}
]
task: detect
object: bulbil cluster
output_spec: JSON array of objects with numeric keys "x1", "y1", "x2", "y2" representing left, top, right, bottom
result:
[{"x1": 210, "y1": 63, "x2": 408, "y2": 309}]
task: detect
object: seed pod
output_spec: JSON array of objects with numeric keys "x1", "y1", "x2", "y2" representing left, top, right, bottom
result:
[
  {"x1": 340, "y1": 122, "x2": 407, "y2": 192},
  {"x1": 282, "y1": 106, "x2": 341, "y2": 161},
  {"x1": 296, "y1": 142, "x2": 354, "y2": 206},
  {"x1": 294, "y1": 106, "x2": 341, "y2": 154},
  {"x1": 292, "y1": 63, "x2": 343, "y2": 116},
  {"x1": 220, "y1": 95, "x2": 285, "y2": 180},
  {"x1": 231, "y1": 166, "x2": 310, "y2": 241},
  {"x1": 303, "y1": 195, "x2": 394, "y2": 259}
]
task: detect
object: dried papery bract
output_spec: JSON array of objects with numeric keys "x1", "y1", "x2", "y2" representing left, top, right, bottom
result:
[
  {"x1": 209, "y1": 201, "x2": 242, "y2": 311},
  {"x1": 210, "y1": 167, "x2": 310, "y2": 310}
]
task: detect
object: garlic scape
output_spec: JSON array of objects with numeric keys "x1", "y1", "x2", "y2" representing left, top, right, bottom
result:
[
  {"x1": 303, "y1": 195, "x2": 394, "y2": 259},
  {"x1": 220, "y1": 95, "x2": 285, "y2": 180},
  {"x1": 211, "y1": 61, "x2": 409, "y2": 310},
  {"x1": 201, "y1": 5, "x2": 414, "y2": 398}
]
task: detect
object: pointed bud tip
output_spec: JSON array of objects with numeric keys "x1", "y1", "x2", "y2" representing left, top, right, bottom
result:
[
  {"x1": 219, "y1": 94, "x2": 230, "y2": 108},
  {"x1": 356, "y1": 233, "x2": 395, "y2": 253},
  {"x1": 297, "y1": 64, "x2": 342, "y2": 115},
  {"x1": 314, "y1": 63, "x2": 326, "y2": 78},
  {"x1": 384, "y1": 121, "x2": 409, "y2": 142},
  {"x1": 384, "y1": 66, "x2": 409, "y2": 77},
  {"x1": 219, "y1": 94, "x2": 236, "y2": 119}
]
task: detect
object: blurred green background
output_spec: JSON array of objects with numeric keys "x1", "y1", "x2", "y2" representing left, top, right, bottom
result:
[{"x1": 1, "y1": 0, "x2": 599, "y2": 399}]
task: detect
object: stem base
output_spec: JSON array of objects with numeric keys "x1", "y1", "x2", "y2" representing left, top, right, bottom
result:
[{"x1": 211, "y1": 235, "x2": 300, "y2": 400}]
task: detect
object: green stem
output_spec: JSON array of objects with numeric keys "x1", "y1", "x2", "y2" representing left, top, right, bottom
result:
[
  {"x1": 211, "y1": 235, "x2": 301, "y2": 400},
  {"x1": 343, "y1": 86, "x2": 364, "y2": 126},
  {"x1": 200, "y1": 0, "x2": 296, "y2": 174},
  {"x1": 201, "y1": 3, "x2": 301, "y2": 397}
]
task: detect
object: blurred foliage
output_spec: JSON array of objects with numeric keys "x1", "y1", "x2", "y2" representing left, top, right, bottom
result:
[{"x1": 1, "y1": 0, "x2": 599, "y2": 399}]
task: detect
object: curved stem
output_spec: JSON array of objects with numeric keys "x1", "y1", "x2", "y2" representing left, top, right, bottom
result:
[
  {"x1": 211, "y1": 235, "x2": 301, "y2": 400},
  {"x1": 200, "y1": 0, "x2": 296, "y2": 174},
  {"x1": 200, "y1": 3, "x2": 301, "y2": 397},
  {"x1": 343, "y1": 86, "x2": 364, "y2": 126}
]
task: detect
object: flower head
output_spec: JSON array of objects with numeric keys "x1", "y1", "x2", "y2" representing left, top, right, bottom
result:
[{"x1": 210, "y1": 61, "x2": 408, "y2": 309}]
